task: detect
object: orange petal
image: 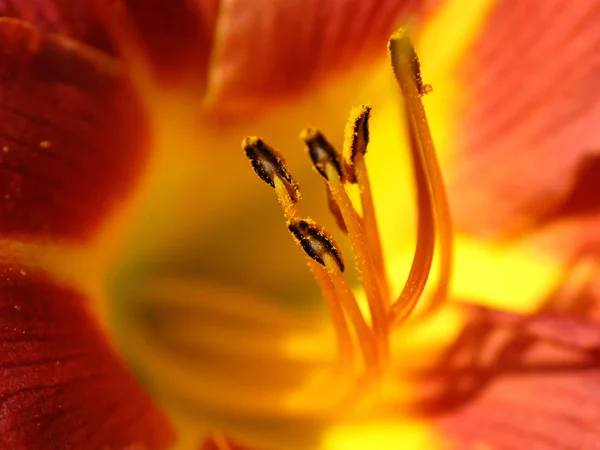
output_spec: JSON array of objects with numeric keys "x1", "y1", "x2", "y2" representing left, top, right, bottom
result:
[
  {"x1": 204, "y1": 0, "x2": 437, "y2": 115},
  {"x1": 447, "y1": 1, "x2": 600, "y2": 241},
  {"x1": 0, "y1": 264, "x2": 175, "y2": 449},
  {"x1": 0, "y1": 0, "x2": 113, "y2": 52},
  {"x1": 0, "y1": 18, "x2": 149, "y2": 240},
  {"x1": 419, "y1": 305, "x2": 600, "y2": 449}
]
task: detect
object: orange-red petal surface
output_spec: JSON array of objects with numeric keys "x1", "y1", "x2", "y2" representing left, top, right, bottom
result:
[
  {"x1": 0, "y1": 19, "x2": 149, "y2": 240},
  {"x1": 448, "y1": 1, "x2": 600, "y2": 241},
  {"x1": 0, "y1": 17, "x2": 172, "y2": 449},
  {"x1": 106, "y1": 0, "x2": 220, "y2": 85},
  {"x1": 0, "y1": 264, "x2": 175, "y2": 449},
  {"x1": 422, "y1": 304, "x2": 600, "y2": 449},
  {"x1": 205, "y1": 0, "x2": 435, "y2": 115},
  {"x1": 0, "y1": 0, "x2": 113, "y2": 52}
]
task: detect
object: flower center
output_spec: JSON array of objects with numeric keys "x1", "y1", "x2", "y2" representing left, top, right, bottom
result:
[{"x1": 242, "y1": 30, "x2": 453, "y2": 382}]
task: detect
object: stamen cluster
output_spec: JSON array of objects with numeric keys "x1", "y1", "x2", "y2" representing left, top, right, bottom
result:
[{"x1": 242, "y1": 30, "x2": 453, "y2": 378}]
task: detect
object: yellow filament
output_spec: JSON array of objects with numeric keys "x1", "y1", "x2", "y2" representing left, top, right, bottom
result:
[
  {"x1": 323, "y1": 254, "x2": 380, "y2": 375},
  {"x1": 274, "y1": 177, "x2": 300, "y2": 220},
  {"x1": 324, "y1": 164, "x2": 389, "y2": 361},
  {"x1": 353, "y1": 150, "x2": 390, "y2": 305},
  {"x1": 312, "y1": 264, "x2": 355, "y2": 369},
  {"x1": 274, "y1": 176, "x2": 355, "y2": 368}
]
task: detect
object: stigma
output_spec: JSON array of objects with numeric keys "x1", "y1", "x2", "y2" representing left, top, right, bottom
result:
[{"x1": 242, "y1": 29, "x2": 453, "y2": 379}]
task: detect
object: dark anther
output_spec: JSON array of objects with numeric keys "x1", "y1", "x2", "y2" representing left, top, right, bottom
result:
[
  {"x1": 300, "y1": 128, "x2": 344, "y2": 181},
  {"x1": 288, "y1": 218, "x2": 344, "y2": 272},
  {"x1": 345, "y1": 105, "x2": 372, "y2": 183},
  {"x1": 349, "y1": 105, "x2": 371, "y2": 162},
  {"x1": 242, "y1": 136, "x2": 301, "y2": 202}
]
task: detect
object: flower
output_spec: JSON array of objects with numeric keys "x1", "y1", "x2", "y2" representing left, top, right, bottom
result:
[{"x1": 1, "y1": 1, "x2": 600, "y2": 450}]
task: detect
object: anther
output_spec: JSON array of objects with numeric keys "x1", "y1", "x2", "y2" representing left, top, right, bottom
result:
[
  {"x1": 288, "y1": 218, "x2": 344, "y2": 272},
  {"x1": 300, "y1": 128, "x2": 344, "y2": 182},
  {"x1": 345, "y1": 105, "x2": 371, "y2": 182},
  {"x1": 242, "y1": 136, "x2": 301, "y2": 203}
]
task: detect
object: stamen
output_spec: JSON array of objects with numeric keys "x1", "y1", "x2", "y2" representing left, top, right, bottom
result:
[
  {"x1": 241, "y1": 27, "x2": 453, "y2": 385},
  {"x1": 313, "y1": 267, "x2": 355, "y2": 369},
  {"x1": 242, "y1": 136, "x2": 301, "y2": 203},
  {"x1": 288, "y1": 218, "x2": 344, "y2": 272},
  {"x1": 344, "y1": 106, "x2": 390, "y2": 303},
  {"x1": 305, "y1": 262, "x2": 355, "y2": 370},
  {"x1": 288, "y1": 218, "x2": 378, "y2": 371},
  {"x1": 322, "y1": 252, "x2": 380, "y2": 375},
  {"x1": 300, "y1": 128, "x2": 344, "y2": 181},
  {"x1": 326, "y1": 186, "x2": 348, "y2": 233},
  {"x1": 345, "y1": 105, "x2": 371, "y2": 176},
  {"x1": 274, "y1": 177, "x2": 300, "y2": 221},
  {"x1": 243, "y1": 138, "x2": 355, "y2": 368},
  {"x1": 388, "y1": 30, "x2": 453, "y2": 323},
  {"x1": 301, "y1": 130, "x2": 389, "y2": 361}
]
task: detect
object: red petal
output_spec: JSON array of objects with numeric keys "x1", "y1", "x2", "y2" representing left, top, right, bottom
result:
[
  {"x1": 448, "y1": 1, "x2": 600, "y2": 238},
  {"x1": 0, "y1": 264, "x2": 174, "y2": 449},
  {"x1": 107, "y1": 0, "x2": 220, "y2": 85},
  {"x1": 206, "y1": 0, "x2": 433, "y2": 115},
  {"x1": 0, "y1": 0, "x2": 113, "y2": 53},
  {"x1": 0, "y1": 19, "x2": 149, "y2": 240},
  {"x1": 419, "y1": 305, "x2": 600, "y2": 449}
]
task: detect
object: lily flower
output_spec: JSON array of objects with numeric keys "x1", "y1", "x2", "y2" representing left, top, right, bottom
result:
[{"x1": 1, "y1": 1, "x2": 599, "y2": 450}]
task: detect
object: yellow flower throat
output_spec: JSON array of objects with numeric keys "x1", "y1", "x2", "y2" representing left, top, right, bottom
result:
[{"x1": 242, "y1": 30, "x2": 453, "y2": 382}]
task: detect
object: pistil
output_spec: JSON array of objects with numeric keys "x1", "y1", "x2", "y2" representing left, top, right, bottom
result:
[{"x1": 388, "y1": 30, "x2": 454, "y2": 323}]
